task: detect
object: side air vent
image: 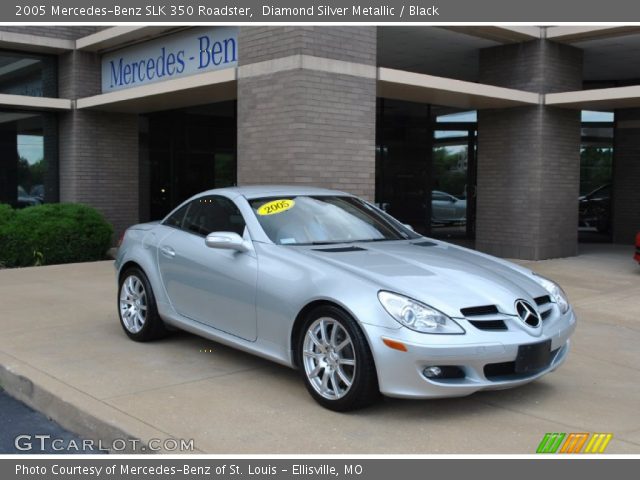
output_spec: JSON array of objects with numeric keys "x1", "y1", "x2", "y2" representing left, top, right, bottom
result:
[
  {"x1": 313, "y1": 246, "x2": 367, "y2": 253},
  {"x1": 469, "y1": 320, "x2": 508, "y2": 331},
  {"x1": 412, "y1": 241, "x2": 437, "y2": 247},
  {"x1": 460, "y1": 305, "x2": 499, "y2": 317},
  {"x1": 534, "y1": 295, "x2": 551, "y2": 306}
]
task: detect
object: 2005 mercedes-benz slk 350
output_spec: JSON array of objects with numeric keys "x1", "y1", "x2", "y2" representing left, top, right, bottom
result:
[{"x1": 115, "y1": 186, "x2": 576, "y2": 411}]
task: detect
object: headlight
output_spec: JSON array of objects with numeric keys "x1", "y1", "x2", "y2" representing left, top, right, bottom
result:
[
  {"x1": 532, "y1": 273, "x2": 570, "y2": 314},
  {"x1": 378, "y1": 291, "x2": 464, "y2": 334}
]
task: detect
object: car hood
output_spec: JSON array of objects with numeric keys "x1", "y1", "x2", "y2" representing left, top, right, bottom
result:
[{"x1": 297, "y1": 240, "x2": 549, "y2": 319}]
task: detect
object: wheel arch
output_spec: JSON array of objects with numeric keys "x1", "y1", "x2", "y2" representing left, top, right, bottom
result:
[
  {"x1": 290, "y1": 299, "x2": 374, "y2": 369},
  {"x1": 118, "y1": 260, "x2": 145, "y2": 282}
]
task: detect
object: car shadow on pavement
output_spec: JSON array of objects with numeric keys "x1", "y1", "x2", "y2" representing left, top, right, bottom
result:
[{"x1": 163, "y1": 330, "x2": 560, "y2": 419}]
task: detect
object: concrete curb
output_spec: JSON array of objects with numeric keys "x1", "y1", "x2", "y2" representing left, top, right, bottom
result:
[{"x1": 0, "y1": 351, "x2": 172, "y2": 454}]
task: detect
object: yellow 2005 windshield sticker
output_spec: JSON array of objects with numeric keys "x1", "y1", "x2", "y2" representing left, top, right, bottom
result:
[{"x1": 257, "y1": 199, "x2": 295, "y2": 216}]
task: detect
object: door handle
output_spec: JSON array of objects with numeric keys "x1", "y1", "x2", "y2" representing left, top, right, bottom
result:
[{"x1": 160, "y1": 246, "x2": 176, "y2": 258}]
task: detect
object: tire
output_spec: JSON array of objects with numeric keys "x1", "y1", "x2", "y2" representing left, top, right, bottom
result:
[
  {"x1": 297, "y1": 305, "x2": 379, "y2": 411},
  {"x1": 117, "y1": 267, "x2": 167, "y2": 342}
]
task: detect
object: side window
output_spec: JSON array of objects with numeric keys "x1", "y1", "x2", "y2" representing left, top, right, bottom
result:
[
  {"x1": 182, "y1": 196, "x2": 246, "y2": 237},
  {"x1": 163, "y1": 203, "x2": 190, "y2": 229}
]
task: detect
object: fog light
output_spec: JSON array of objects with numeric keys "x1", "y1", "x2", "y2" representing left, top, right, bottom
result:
[{"x1": 423, "y1": 366, "x2": 442, "y2": 378}]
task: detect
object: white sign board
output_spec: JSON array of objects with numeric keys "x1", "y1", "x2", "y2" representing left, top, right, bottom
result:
[{"x1": 101, "y1": 26, "x2": 238, "y2": 93}]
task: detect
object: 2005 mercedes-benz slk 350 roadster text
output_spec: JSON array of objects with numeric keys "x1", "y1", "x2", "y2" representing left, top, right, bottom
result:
[{"x1": 115, "y1": 186, "x2": 576, "y2": 411}]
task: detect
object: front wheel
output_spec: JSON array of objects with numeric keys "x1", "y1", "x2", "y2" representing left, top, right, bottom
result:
[{"x1": 297, "y1": 306, "x2": 379, "y2": 411}]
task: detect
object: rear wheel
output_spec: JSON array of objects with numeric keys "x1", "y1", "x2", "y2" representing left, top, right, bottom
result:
[
  {"x1": 297, "y1": 306, "x2": 379, "y2": 411},
  {"x1": 118, "y1": 267, "x2": 166, "y2": 342}
]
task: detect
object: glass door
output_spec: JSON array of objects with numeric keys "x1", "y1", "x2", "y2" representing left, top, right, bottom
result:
[
  {"x1": 376, "y1": 99, "x2": 432, "y2": 234},
  {"x1": 139, "y1": 101, "x2": 237, "y2": 221},
  {"x1": 431, "y1": 127, "x2": 476, "y2": 241},
  {"x1": 579, "y1": 111, "x2": 614, "y2": 243}
]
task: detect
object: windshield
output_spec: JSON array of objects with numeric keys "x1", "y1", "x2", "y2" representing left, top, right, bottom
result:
[{"x1": 249, "y1": 195, "x2": 419, "y2": 245}]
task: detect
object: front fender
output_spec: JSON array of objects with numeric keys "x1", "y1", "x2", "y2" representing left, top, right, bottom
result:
[{"x1": 252, "y1": 243, "x2": 401, "y2": 363}]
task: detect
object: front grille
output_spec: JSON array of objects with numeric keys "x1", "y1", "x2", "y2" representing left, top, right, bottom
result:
[
  {"x1": 540, "y1": 308, "x2": 552, "y2": 321},
  {"x1": 460, "y1": 305, "x2": 499, "y2": 317},
  {"x1": 469, "y1": 320, "x2": 508, "y2": 331},
  {"x1": 534, "y1": 295, "x2": 551, "y2": 306},
  {"x1": 484, "y1": 361, "x2": 517, "y2": 378}
]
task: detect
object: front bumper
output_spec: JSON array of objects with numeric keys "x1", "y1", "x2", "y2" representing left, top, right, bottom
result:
[{"x1": 363, "y1": 308, "x2": 577, "y2": 399}]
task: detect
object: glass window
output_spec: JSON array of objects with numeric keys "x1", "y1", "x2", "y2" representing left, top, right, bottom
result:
[
  {"x1": 249, "y1": 196, "x2": 418, "y2": 246},
  {"x1": 181, "y1": 196, "x2": 245, "y2": 237},
  {"x1": 139, "y1": 101, "x2": 237, "y2": 221},
  {"x1": 0, "y1": 110, "x2": 58, "y2": 207},
  {"x1": 0, "y1": 51, "x2": 57, "y2": 97},
  {"x1": 581, "y1": 110, "x2": 614, "y2": 123},
  {"x1": 163, "y1": 203, "x2": 190, "y2": 229},
  {"x1": 375, "y1": 99, "x2": 432, "y2": 233},
  {"x1": 579, "y1": 111, "x2": 614, "y2": 240},
  {"x1": 436, "y1": 111, "x2": 477, "y2": 123}
]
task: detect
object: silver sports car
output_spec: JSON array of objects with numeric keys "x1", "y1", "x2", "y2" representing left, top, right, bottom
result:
[{"x1": 115, "y1": 186, "x2": 576, "y2": 411}]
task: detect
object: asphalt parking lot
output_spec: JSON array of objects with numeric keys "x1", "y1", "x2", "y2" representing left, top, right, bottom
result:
[
  {"x1": 0, "y1": 389, "x2": 99, "y2": 454},
  {"x1": 0, "y1": 244, "x2": 638, "y2": 454}
]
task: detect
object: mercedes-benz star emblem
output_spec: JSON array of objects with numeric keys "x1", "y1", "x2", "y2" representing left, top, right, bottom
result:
[{"x1": 515, "y1": 299, "x2": 541, "y2": 327}]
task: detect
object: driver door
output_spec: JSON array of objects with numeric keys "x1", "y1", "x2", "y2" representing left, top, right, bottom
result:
[{"x1": 157, "y1": 195, "x2": 258, "y2": 341}]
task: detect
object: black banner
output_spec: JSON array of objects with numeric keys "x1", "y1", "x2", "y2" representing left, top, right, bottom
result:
[{"x1": 4, "y1": 0, "x2": 640, "y2": 22}]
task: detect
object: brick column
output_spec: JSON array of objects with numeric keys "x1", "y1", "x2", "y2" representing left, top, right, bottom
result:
[
  {"x1": 237, "y1": 27, "x2": 377, "y2": 200},
  {"x1": 476, "y1": 40, "x2": 583, "y2": 259},
  {"x1": 58, "y1": 50, "x2": 139, "y2": 239},
  {"x1": 612, "y1": 109, "x2": 640, "y2": 244}
]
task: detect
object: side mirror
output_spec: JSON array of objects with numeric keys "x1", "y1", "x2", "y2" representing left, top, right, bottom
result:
[
  {"x1": 205, "y1": 232, "x2": 248, "y2": 252},
  {"x1": 403, "y1": 223, "x2": 414, "y2": 231}
]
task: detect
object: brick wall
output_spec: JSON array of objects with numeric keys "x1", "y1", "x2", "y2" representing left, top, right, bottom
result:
[
  {"x1": 237, "y1": 27, "x2": 377, "y2": 201},
  {"x1": 479, "y1": 40, "x2": 583, "y2": 93},
  {"x1": 57, "y1": 46, "x2": 139, "y2": 239},
  {"x1": 239, "y1": 26, "x2": 377, "y2": 66},
  {"x1": 477, "y1": 106, "x2": 581, "y2": 259},
  {"x1": 59, "y1": 111, "x2": 139, "y2": 239},
  {"x1": 476, "y1": 40, "x2": 582, "y2": 260},
  {"x1": 238, "y1": 69, "x2": 376, "y2": 199},
  {"x1": 58, "y1": 50, "x2": 101, "y2": 99},
  {"x1": 612, "y1": 109, "x2": 640, "y2": 244}
]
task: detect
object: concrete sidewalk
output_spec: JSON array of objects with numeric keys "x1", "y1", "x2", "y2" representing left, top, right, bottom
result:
[{"x1": 0, "y1": 244, "x2": 639, "y2": 454}]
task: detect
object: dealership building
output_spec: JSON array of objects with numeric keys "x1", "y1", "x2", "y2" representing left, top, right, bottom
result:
[{"x1": 0, "y1": 25, "x2": 638, "y2": 259}]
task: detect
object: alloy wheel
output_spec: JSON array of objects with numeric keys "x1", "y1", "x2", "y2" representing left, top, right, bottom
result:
[
  {"x1": 302, "y1": 317, "x2": 357, "y2": 400},
  {"x1": 119, "y1": 275, "x2": 148, "y2": 334}
]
